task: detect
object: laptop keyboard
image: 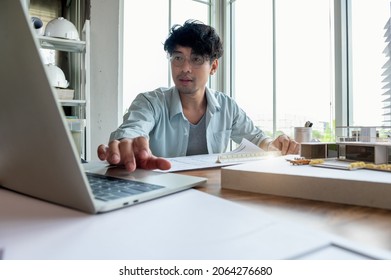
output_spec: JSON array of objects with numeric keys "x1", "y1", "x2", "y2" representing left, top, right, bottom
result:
[{"x1": 86, "y1": 173, "x2": 164, "y2": 201}]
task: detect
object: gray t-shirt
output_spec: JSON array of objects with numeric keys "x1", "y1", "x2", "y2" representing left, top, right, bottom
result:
[{"x1": 186, "y1": 114, "x2": 208, "y2": 156}]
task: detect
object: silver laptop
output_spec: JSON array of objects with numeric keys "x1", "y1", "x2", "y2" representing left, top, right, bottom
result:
[{"x1": 0, "y1": 0, "x2": 206, "y2": 214}]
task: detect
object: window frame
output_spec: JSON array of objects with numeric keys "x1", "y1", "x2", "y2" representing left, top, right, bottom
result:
[{"x1": 224, "y1": 0, "x2": 338, "y2": 139}]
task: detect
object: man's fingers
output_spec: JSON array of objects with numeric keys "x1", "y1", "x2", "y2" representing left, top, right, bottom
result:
[
  {"x1": 97, "y1": 144, "x2": 108, "y2": 161},
  {"x1": 117, "y1": 139, "x2": 137, "y2": 171},
  {"x1": 157, "y1": 158, "x2": 172, "y2": 170},
  {"x1": 132, "y1": 137, "x2": 171, "y2": 170},
  {"x1": 289, "y1": 141, "x2": 300, "y2": 154},
  {"x1": 97, "y1": 137, "x2": 171, "y2": 172},
  {"x1": 285, "y1": 141, "x2": 300, "y2": 154},
  {"x1": 132, "y1": 137, "x2": 151, "y2": 159},
  {"x1": 280, "y1": 137, "x2": 290, "y2": 155},
  {"x1": 105, "y1": 140, "x2": 122, "y2": 164},
  {"x1": 276, "y1": 135, "x2": 300, "y2": 155},
  {"x1": 139, "y1": 157, "x2": 172, "y2": 170}
]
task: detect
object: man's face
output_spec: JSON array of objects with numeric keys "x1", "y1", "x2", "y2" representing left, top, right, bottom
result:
[{"x1": 170, "y1": 46, "x2": 218, "y2": 96}]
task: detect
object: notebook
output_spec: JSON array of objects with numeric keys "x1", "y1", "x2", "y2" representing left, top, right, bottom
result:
[{"x1": 0, "y1": 0, "x2": 206, "y2": 214}]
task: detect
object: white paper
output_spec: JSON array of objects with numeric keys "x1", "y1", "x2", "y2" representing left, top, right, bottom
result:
[
  {"x1": 216, "y1": 138, "x2": 281, "y2": 163},
  {"x1": 1, "y1": 187, "x2": 389, "y2": 259},
  {"x1": 162, "y1": 139, "x2": 281, "y2": 172},
  {"x1": 162, "y1": 153, "x2": 237, "y2": 172}
]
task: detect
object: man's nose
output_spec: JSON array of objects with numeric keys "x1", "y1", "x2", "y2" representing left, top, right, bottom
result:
[{"x1": 181, "y1": 58, "x2": 193, "y2": 72}]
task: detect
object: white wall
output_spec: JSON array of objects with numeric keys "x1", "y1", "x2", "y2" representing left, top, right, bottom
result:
[{"x1": 89, "y1": 0, "x2": 123, "y2": 160}]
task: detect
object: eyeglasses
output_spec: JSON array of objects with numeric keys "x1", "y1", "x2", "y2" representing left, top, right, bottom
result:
[{"x1": 169, "y1": 53, "x2": 209, "y2": 68}]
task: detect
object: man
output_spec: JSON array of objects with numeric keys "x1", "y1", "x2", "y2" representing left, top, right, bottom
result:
[{"x1": 98, "y1": 20, "x2": 299, "y2": 172}]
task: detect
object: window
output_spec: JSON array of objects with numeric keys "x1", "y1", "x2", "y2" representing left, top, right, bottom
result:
[
  {"x1": 170, "y1": 0, "x2": 210, "y2": 26},
  {"x1": 348, "y1": 0, "x2": 391, "y2": 127},
  {"x1": 230, "y1": 0, "x2": 274, "y2": 135},
  {"x1": 230, "y1": 0, "x2": 335, "y2": 141},
  {"x1": 122, "y1": 1, "x2": 169, "y2": 114},
  {"x1": 123, "y1": 1, "x2": 391, "y2": 145},
  {"x1": 122, "y1": 0, "x2": 210, "y2": 114}
]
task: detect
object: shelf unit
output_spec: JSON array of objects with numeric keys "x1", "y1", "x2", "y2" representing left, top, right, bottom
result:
[{"x1": 37, "y1": 20, "x2": 91, "y2": 160}]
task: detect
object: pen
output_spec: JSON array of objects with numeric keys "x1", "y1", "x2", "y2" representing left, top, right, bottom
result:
[{"x1": 304, "y1": 121, "x2": 313, "y2": 127}]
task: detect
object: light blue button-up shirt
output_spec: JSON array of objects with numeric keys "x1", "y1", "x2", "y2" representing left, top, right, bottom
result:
[{"x1": 110, "y1": 87, "x2": 269, "y2": 157}]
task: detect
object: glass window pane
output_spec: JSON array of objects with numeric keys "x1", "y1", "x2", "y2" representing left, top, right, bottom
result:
[
  {"x1": 350, "y1": 0, "x2": 390, "y2": 127},
  {"x1": 171, "y1": 0, "x2": 209, "y2": 26},
  {"x1": 233, "y1": 0, "x2": 334, "y2": 141},
  {"x1": 122, "y1": 1, "x2": 169, "y2": 114},
  {"x1": 232, "y1": 0, "x2": 274, "y2": 136},
  {"x1": 122, "y1": 0, "x2": 209, "y2": 115},
  {"x1": 275, "y1": 0, "x2": 334, "y2": 141}
]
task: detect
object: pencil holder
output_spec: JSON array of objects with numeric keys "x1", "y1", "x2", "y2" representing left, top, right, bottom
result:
[{"x1": 294, "y1": 127, "x2": 312, "y2": 143}]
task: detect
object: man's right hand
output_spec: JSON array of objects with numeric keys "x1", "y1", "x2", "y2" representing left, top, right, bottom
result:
[{"x1": 97, "y1": 137, "x2": 171, "y2": 172}]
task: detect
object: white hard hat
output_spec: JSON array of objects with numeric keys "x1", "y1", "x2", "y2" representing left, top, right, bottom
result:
[
  {"x1": 45, "y1": 64, "x2": 69, "y2": 88},
  {"x1": 31, "y1": 16, "x2": 44, "y2": 35},
  {"x1": 44, "y1": 17, "x2": 80, "y2": 41}
]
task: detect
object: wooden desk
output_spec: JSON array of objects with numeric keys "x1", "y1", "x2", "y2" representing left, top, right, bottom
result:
[{"x1": 180, "y1": 168, "x2": 391, "y2": 253}]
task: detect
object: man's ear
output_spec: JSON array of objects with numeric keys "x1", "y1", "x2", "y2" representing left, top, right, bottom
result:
[{"x1": 210, "y1": 59, "x2": 218, "y2": 75}]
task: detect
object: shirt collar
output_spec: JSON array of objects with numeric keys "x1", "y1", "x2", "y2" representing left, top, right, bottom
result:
[
  {"x1": 169, "y1": 87, "x2": 184, "y2": 120},
  {"x1": 205, "y1": 87, "x2": 221, "y2": 114},
  {"x1": 168, "y1": 86, "x2": 221, "y2": 119}
]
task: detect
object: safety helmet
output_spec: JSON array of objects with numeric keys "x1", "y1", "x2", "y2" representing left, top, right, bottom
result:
[
  {"x1": 45, "y1": 64, "x2": 69, "y2": 88},
  {"x1": 44, "y1": 17, "x2": 80, "y2": 41},
  {"x1": 31, "y1": 17, "x2": 44, "y2": 35}
]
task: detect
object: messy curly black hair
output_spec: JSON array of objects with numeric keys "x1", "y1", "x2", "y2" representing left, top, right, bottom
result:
[{"x1": 163, "y1": 19, "x2": 224, "y2": 61}]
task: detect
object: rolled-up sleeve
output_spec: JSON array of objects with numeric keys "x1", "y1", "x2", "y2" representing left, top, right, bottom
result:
[{"x1": 109, "y1": 93, "x2": 157, "y2": 141}]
